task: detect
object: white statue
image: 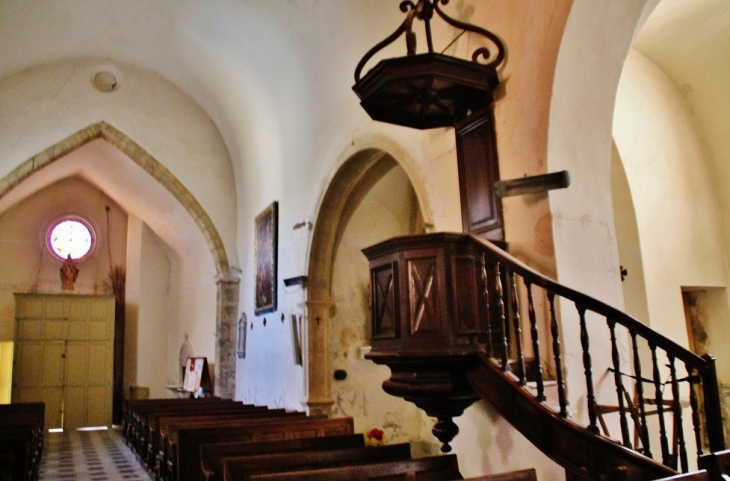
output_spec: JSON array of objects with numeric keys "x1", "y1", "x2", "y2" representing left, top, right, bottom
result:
[{"x1": 179, "y1": 334, "x2": 194, "y2": 382}]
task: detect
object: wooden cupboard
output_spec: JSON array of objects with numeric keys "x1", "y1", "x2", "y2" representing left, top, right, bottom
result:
[{"x1": 12, "y1": 294, "x2": 115, "y2": 429}]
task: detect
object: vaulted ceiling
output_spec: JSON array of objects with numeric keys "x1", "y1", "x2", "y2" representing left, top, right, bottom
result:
[{"x1": 634, "y1": 0, "x2": 730, "y2": 203}]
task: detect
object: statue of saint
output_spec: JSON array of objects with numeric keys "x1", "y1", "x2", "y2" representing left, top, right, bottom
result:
[
  {"x1": 179, "y1": 334, "x2": 194, "y2": 382},
  {"x1": 60, "y1": 254, "x2": 79, "y2": 291}
]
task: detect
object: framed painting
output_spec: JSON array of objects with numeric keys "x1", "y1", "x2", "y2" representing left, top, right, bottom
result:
[{"x1": 254, "y1": 201, "x2": 278, "y2": 315}]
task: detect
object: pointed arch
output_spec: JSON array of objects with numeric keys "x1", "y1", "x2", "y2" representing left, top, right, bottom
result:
[
  {"x1": 0, "y1": 121, "x2": 238, "y2": 399},
  {"x1": 0, "y1": 121, "x2": 230, "y2": 277},
  {"x1": 305, "y1": 147, "x2": 429, "y2": 414}
]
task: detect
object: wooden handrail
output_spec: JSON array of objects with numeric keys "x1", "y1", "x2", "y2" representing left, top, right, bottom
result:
[
  {"x1": 466, "y1": 234, "x2": 727, "y2": 464},
  {"x1": 470, "y1": 235, "x2": 708, "y2": 369},
  {"x1": 363, "y1": 232, "x2": 727, "y2": 475}
]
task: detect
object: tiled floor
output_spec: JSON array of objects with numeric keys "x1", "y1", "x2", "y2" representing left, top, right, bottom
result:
[{"x1": 39, "y1": 428, "x2": 152, "y2": 480}]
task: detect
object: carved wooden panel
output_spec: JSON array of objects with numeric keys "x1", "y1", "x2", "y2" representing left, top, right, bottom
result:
[
  {"x1": 371, "y1": 263, "x2": 398, "y2": 340},
  {"x1": 408, "y1": 257, "x2": 440, "y2": 336},
  {"x1": 456, "y1": 109, "x2": 504, "y2": 241},
  {"x1": 451, "y1": 255, "x2": 480, "y2": 336}
]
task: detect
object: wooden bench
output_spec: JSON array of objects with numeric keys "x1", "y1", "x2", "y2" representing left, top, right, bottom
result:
[
  {"x1": 169, "y1": 416, "x2": 354, "y2": 481},
  {"x1": 200, "y1": 434, "x2": 366, "y2": 481},
  {"x1": 243, "y1": 453, "x2": 462, "y2": 480},
  {"x1": 149, "y1": 409, "x2": 299, "y2": 475},
  {"x1": 124, "y1": 398, "x2": 236, "y2": 442},
  {"x1": 143, "y1": 404, "x2": 276, "y2": 468},
  {"x1": 464, "y1": 468, "x2": 538, "y2": 480},
  {"x1": 124, "y1": 398, "x2": 235, "y2": 450},
  {"x1": 221, "y1": 443, "x2": 412, "y2": 481},
  {"x1": 0, "y1": 403, "x2": 45, "y2": 481}
]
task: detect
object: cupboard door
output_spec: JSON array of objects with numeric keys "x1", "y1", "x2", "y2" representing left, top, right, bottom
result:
[{"x1": 13, "y1": 295, "x2": 115, "y2": 429}]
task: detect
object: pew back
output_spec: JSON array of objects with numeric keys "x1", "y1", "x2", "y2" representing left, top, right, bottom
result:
[
  {"x1": 244, "y1": 454, "x2": 463, "y2": 480},
  {"x1": 0, "y1": 403, "x2": 45, "y2": 481},
  {"x1": 201, "y1": 434, "x2": 366, "y2": 481},
  {"x1": 173, "y1": 416, "x2": 354, "y2": 481},
  {"x1": 222, "y1": 443, "x2": 413, "y2": 481}
]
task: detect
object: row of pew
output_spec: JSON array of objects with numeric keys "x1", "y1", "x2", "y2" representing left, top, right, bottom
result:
[
  {"x1": 0, "y1": 402, "x2": 45, "y2": 481},
  {"x1": 122, "y1": 397, "x2": 538, "y2": 481}
]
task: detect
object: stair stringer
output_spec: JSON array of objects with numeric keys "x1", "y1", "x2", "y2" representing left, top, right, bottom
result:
[{"x1": 466, "y1": 351, "x2": 677, "y2": 480}]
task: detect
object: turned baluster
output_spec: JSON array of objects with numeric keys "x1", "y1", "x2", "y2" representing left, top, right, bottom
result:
[
  {"x1": 548, "y1": 293, "x2": 567, "y2": 417},
  {"x1": 495, "y1": 262, "x2": 509, "y2": 371},
  {"x1": 686, "y1": 363, "x2": 703, "y2": 457},
  {"x1": 650, "y1": 343, "x2": 671, "y2": 467},
  {"x1": 630, "y1": 329, "x2": 652, "y2": 458},
  {"x1": 577, "y1": 305, "x2": 599, "y2": 433},
  {"x1": 526, "y1": 282, "x2": 546, "y2": 402},
  {"x1": 480, "y1": 254, "x2": 493, "y2": 358},
  {"x1": 510, "y1": 272, "x2": 526, "y2": 385},
  {"x1": 669, "y1": 355, "x2": 688, "y2": 472},
  {"x1": 699, "y1": 354, "x2": 725, "y2": 452},
  {"x1": 607, "y1": 317, "x2": 632, "y2": 448}
]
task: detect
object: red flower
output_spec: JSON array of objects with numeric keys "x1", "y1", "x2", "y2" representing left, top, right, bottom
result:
[{"x1": 367, "y1": 428, "x2": 384, "y2": 441}]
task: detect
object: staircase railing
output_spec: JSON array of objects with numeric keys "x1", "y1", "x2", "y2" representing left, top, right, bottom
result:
[
  {"x1": 362, "y1": 233, "x2": 726, "y2": 479},
  {"x1": 469, "y1": 235, "x2": 725, "y2": 472}
]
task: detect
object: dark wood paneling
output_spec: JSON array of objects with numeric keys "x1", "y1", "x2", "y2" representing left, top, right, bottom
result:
[
  {"x1": 371, "y1": 263, "x2": 398, "y2": 340},
  {"x1": 456, "y1": 109, "x2": 504, "y2": 241},
  {"x1": 407, "y1": 255, "x2": 440, "y2": 337},
  {"x1": 452, "y1": 255, "x2": 481, "y2": 336}
]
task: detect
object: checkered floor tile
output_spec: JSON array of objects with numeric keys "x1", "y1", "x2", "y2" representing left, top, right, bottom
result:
[{"x1": 39, "y1": 428, "x2": 151, "y2": 480}]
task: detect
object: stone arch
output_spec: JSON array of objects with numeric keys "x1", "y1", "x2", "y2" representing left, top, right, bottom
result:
[
  {"x1": 0, "y1": 120, "x2": 230, "y2": 277},
  {"x1": 305, "y1": 147, "x2": 430, "y2": 415},
  {"x1": 0, "y1": 121, "x2": 239, "y2": 398}
]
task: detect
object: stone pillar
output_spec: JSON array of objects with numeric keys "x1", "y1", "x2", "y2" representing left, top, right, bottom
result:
[
  {"x1": 215, "y1": 277, "x2": 240, "y2": 399},
  {"x1": 305, "y1": 299, "x2": 334, "y2": 416}
]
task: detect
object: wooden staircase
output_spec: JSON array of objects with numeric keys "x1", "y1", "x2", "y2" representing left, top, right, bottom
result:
[{"x1": 362, "y1": 233, "x2": 728, "y2": 480}]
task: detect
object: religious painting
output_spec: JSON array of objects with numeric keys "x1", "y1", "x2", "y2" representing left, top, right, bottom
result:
[{"x1": 254, "y1": 201, "x2": 278, "y2": 315}]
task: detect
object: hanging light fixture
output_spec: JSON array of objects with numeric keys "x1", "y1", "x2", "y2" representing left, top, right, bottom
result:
[{"x1": 353, "y1": 0, "x2": 506, "y2": 130}]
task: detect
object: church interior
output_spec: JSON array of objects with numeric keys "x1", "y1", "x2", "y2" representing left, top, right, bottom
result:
[{"x1": 1, "y1": 0, "x2": 730, "y2": 479}]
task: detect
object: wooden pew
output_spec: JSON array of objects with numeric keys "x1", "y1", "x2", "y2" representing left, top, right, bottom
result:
[
  {"x1": 200, "y1": 434, "x2": 366, "y2": 481},
  {"x1": 465, "y1": 468, "x2": 538, "y2": 480},
  {"x1": 169, "y1": 415, "x2": 354, "y2": 481},
  {"x1": 162, "y1": 412, "x2": 311, "y2": 481},
  {"x1": 124, "y1": 398, "x2": 235, "y2": 450},
  {"x1": 149, "y1": 409, "x2": 300, "y2": 476},
  {"x1": 123, "y1": 397, "x2": 228, "y2": 438},
  {"x1": 124, "y1": 397, "x2": 235, "y2": 443},
  {"x1": 243, "y1": 454, "x2": 463, "y2": 480},
  {"x1": 0, "y1": 403, "x2": 45, "y2": 481},
  {"x1": 143, "y1": 404, "x2": 274, "y2": 468},
  {"x1": 221, "y1": 443, "x2": 413, "y2": 481}
]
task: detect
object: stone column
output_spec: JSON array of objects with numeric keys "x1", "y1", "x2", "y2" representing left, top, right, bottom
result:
[
  {"x1": 305, "y1": 299, "x2": 334, "y2": 416},
  {"x1": 215, "y1": 277, "x2": 240, "y2": 399}
]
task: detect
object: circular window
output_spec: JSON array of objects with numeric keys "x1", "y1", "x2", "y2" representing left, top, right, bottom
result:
[{"x1": 46, "y1": 217, "x2": 95, "y2": 261}]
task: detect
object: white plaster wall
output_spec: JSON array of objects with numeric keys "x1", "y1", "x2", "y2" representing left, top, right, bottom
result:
[
  {"x1": 167, "y1": 257, "x2": 219, "y2": 389},
  {"x1": 136, "y1": 223, "x2": 173, "y2": 399},
  {"x1": 0, "y1": 176, "x2": 127, "y2": 340},
  {"x1": 329, "y1": 166, "x2": 434, "y2": 453},
  {"x1": 611, "y1": 145, "x2": 651, "y2": 323},
  {"x1": 124, "y1": 215, "x2": 217, "y2": 397},
  {"x1": 613, "y1": 49, "x2": 728, "y2": 346},
  {"x1": 0, "y1": 58, "x2": 238, "y2": 271},
  {"x1": 547, "y1": 1, "x2": 654, "y2": 428},
  {"x1": 632, "y1": 0, "x2": 730, "y2": 301}
]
